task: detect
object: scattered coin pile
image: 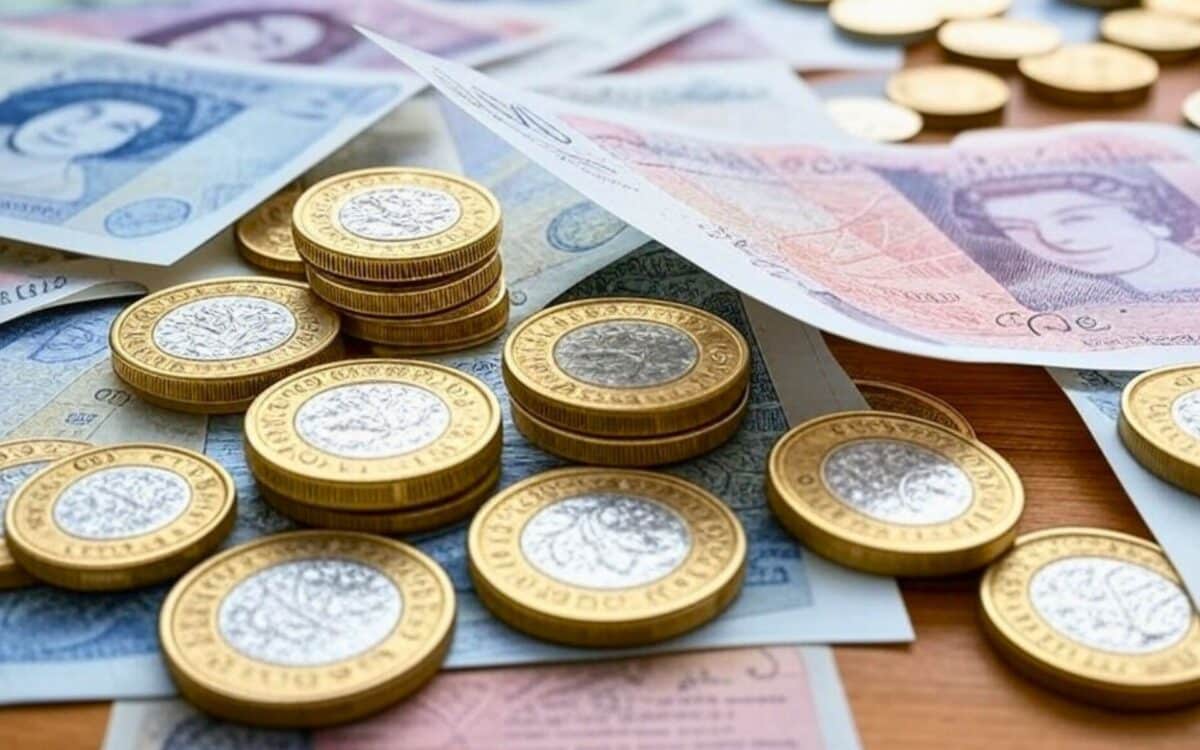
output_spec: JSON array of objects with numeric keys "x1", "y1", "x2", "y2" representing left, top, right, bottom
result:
[
  {"x1": 292, "y1": 167, "x2": 509, "y2": 355},
  {"x1": 502, "y1": 298, "x2": 751, "y2": 466}
]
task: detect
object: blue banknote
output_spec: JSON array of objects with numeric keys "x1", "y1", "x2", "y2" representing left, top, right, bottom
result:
[{"x1": 0, "y1": 27, "x2": 408, "y2": 264}]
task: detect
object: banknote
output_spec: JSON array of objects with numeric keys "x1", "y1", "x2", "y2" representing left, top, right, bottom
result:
[
  {"x1": 368, "y1": 34, "x2": 1200, "y2": 370},
  {"x1": 1010, "y1": 0, "x2": 1102, "y2": 43},
  {"x1": 102, "y1": 646, "x2": 860, "y2": 750},
  {"x1": 0, "y1": 27, "x2": 410, "y2": 264},
  {"x1": 1049, "y1": 368, "x2": 1200, "y2": 609}
]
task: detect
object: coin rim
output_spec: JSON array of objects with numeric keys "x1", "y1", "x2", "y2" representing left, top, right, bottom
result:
[
  {"x1": 339, "y1": 279, "x2": 510, "y2": 347},
  {"x1": 854, "y1": 378, "x2": 976, "y2": 438},
  {"x1": 1099, "y1": 8, "x2": 1200, "y2": 58},
  {"x1": 1119, "y1": 364, "x2": 1200, "y2": 494},
  {"x1": 1018, "y1": 43, "x2": 1159, "y2": 100},
  {"x1": 305, "y1": 251, "x2": 502, "y2": 317},
  {"x1": 235, "y1": 188, "x2": 306, "y2": 276},
  {"x1": 937, "y1": 17, "x2": 1062, "y2": 63},
  {"x1": 886, "y1": 64, "x2": 1011, "y2": 118}
]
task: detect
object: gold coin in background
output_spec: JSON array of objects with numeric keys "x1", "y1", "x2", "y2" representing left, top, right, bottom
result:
[
  {"x1": 886, "y1": 64, "x2": 1010, "y2": 129},
  {"x1": 980, "y1": 527, "x2": 1200, "y2": 710},
  {"x1": 235, "y1": 186, "x2": 305, "y2": 277},
  {"x1": 937, "y1": 18, "x2": 1062, "y2": 67},
  {"x1": 1100, "y1": 9, "x2": 1200, "y2": 61},
  {"x1": 0, "y1": 438, "x2": 91, "y2": 589},
  {"x1": 468, "y1": 467, "x2": 746, "y2": 647},
  {"x1": 855, "y1": 379, "x2": 976, "y2": 438},
  {"x1": 1184, "y1": 89, "x2": 1200, "y2": 127},
  {"x1": 829, "y1": 0, "x2": 943, "y2": 44},
  {"x1": 5, "y1": 443, "x2": 236, "y2": 591},
  {"x1": 160, "y1": 531, "x2": 455, "y2": 727},
  {"x1": 825, "y1": 96, "x2": 924, "y2": 142},
  {"x1": 766, "y1": 411, "x2": 1023, "y2": 576},
  {"x1": 1018, "y1": 43, "x2": 1159, "y2": 106},
  {"x1": 1145, "y1": 0, "x2": 1200, "y2": 21},
  {"x1": 935, "y1": 0, "x2": 1011, "y2": 20},
  {"x1": 1119, "y1": 364, "x2": 1200, "y2": 494}
]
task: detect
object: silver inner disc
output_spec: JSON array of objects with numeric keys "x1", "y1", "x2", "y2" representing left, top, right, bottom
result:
[
  {"x1": 152, "y1": 295, "x2": 297, "y2": 361},
  {"x1": 337, "y1": 187, "x2": 461, "y2": 241},
  {"x1": 1171, "y1": 389, "x2": 1200, "y2": 441},
  {"x1": 552, "y1": 320, "x2": 699, "y2": 388},
  {"x1": 293, "y1": 382, "x2": 452, "y2": 459},
  {"x1": 53, "y1": 465, "x2": 191, "y2": 540}
]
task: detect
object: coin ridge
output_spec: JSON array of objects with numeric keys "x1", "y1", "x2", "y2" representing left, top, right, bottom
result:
[
  {"x1": 235, "y1": 188, "x2": 306, "y2": 276},
  {"x1": 1118, "y1": 364, "x2": 1200, "y2": 494},
  {"x1": 305, "y1": 251, "x2": 502, "y2": 317},
  {"x1": 339, "y1": 279, "x2": 510, "y2": 347}
]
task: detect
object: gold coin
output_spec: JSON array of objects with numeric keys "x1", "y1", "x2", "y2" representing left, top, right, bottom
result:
[
  {"x1": 1018, "y1": 43, "x2": 1159, "y2": 106},
  {"x1": 160, "y1": 530, "x2": 455, "y2": 727},
  {"x1": 261, "y1": 464, "x2": 500, "y2": 534},
  {"x1": 824, "y1": 97, "x2": 924, "y2": 143},
  {"x1": 937, "y1": 18, "x2": 1062, "y2": 67},
  {"x1": 292, "y1": 167, "x2": 501, "y2": 283},
  {"x1": 980, "y1": 527, "x2": 1200, "y2": 710},
  {"x1": 935, "y1": 0, "x2": 1010, "y2": 19},
  {"x1": 1184, "y1": 89, "x2": 1200, "y2": 128},
  {"x1": 1100, "y1": 9, "x2": 1200, "y2": 61},
  {"x1": 886, "y1": 65, "x2": 1009, "y2": 129},
  {"x1": 339, "y1": 278, "x2": 510, "y2": 348},
  {"x1": 1146, "y1": 0, "x2": 1200, "y2": 21},
  {"x1": 110, "y1": 277, "x2": 343, "y2": 414},
  {"x1": 5, "y1": 443, "x2": 235, "y2": 591},
  {"x1": 305, "y1": 251, "x2": 502, "y2": 318},
  {"x1": 829, "y1": 0, "x2": 943, "y2": 44},
  {"x1": 245, "y1": 359, "x2": 502, "y2": 510},
  {"x1": 503, "y1": 298, "x2": 750, "y2": 437},
  {"x1": 0, "y1": 438, "x2": 91, "y2": 589},
  {"x1": 235, "y1": 186, "x2": 305, "y2": 277},
  {"x1": 469, "y1": 467, "x2": 746, "y2": 647},
  {"x1": 855, "y1": 379, "x2": 975, "y2": 438},
  {"x1": 766, "y1": 411, "x2": 1023, "y2": 576},
  {"x1": 1119, "y1": 364, "x2": 1200, "y2": 494}
]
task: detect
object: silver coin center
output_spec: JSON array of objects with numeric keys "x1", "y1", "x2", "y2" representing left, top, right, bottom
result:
[
  {"x1": 217, "y1": 558, "x2": 403, "y2": 667},
  {"x1": 1029, "y1": 556, "x2": 1193, "y2": 655},
  {"x1": 294, "y1": 382, "x2": 452, "y2": 459},
  {"x1": 0, "y1": 460, "x2": 49, "y2": 536},
  {"x1": 822, "y1": 438, "x2": 974, "y2": 525},
  {"x1": 1171, "y1": 390, "x2": 1200, "y2": 441},
  {"x1": 152, "y1": 295, "x2": 296, "y2": 361},
  {"x1": 520, "y1": 493, "x2": 692, "y2": 589},
  {"x1": 338, "y1": 187, "x2": 461, "y2": 241},
  {"x1": 53, "y1": 466, "x2": 191, "y2": 540},
  {"x1": 552, "y1": 320, "x2": 699, "y2": 388}
]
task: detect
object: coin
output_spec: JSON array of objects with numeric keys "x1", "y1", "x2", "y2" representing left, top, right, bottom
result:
[
  {"x1": 160, "y1": 530, "x2": 454, "y2": 727},
  {"x1": 5, "y1": 443, "x2": 235, "y2": 591},
  {"x1": 292, "y1": 167, "x2": 502, "y2": 283},
  {"x1": 980, "y1": 527, "x2": 1200, "y2": 709},
  {"x1": 1100, "y1": 9, "x2": 1200, "y2": 62},
  {"x1": 261, "y1": 464, "x2": 500, "y2": 534},
  {"x1": 825, "y1": 97, "x2": 924, "y2": 143},
  {"x1": 0, "y1": 438, "x2": 91, "y2": 589},
  {"x1": 339, "y1": 279, "x2": 510, "y2": 348},
  {"x1": 886, "y1": 65, "x2": 1009, "y2": 129},
  {"x1": 512, "y1": 387, "x2": 748, "y2": 466},
  {"x1": 110, "y1": 277, "x2": 343, "y2": 414},
  {"x1": 503, "y1": 298, "x2": 749, "y2": 437},
  {"x1": 936, "y1": 0, "x2": 1010, "y2": 19},
  {"x1": 1185, "y1": 89, "x2": 1200, "y2": 128},
  {"x1": 469, "y1": 467, "x2": 746, "y2": 646},
  {"x1": 937, "y1": 18, "x2": 1062, "y2": 68},
  {"x1": 1119, "y1": 364, "x2": 1200, "y2": 494},
  {"x1": 245, "y1": 359, "x2": 502, "y2": 510},
  {"x1": 305, "y1": 251, "x2": 502, "y2": 317},
  {"x1": 235, "y1": 186, "x2": 305, "y2": 277},
  {"x1": 855, "y1": 379, "x2": 975, "y2": 438},
  {"x1": 766, "y1": 411, "x2": 1023, "y2": 576},
  {"x1": 829, "y1": 0, "x2": 943, "y2": 44},
  {"x1": 1018, "y1": 43, "x2": 1159, "y2": 106},
  {"x1": 1146, "y1": 0, "x2": 1200, "y2": 20}
]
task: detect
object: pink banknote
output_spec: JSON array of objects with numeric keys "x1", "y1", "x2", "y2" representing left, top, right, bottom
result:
[{"x1": 619, "y1": 17, "x2": 770, "y2": 71}]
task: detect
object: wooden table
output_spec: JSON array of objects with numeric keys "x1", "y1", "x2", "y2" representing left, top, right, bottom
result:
[{"x1": 4, "y1": 38, "x2": 1200, "y2": 750}]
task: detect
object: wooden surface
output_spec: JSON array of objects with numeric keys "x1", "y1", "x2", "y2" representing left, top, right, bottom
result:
[{"x1": 3, "y1": 35, "x2": 1200, "y2": 750}]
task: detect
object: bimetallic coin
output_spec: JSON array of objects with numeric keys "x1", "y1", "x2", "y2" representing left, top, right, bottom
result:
[
  {"x1": 235, "y1": 186, "x2": 305, "y2": 276},
  {"x1": 292, "y1": 168, "x2": 501, "y2": 283},
  {"x1": 5, "y1": 443, "x2": 235, "y2": 591},
  {"x1": 160, "y1": 531, "x2": 455, "y2": 727},
  {"x1": 0, "y1": 439, "x2": 91, "y2": 589},
  {"x1": 245, "y1": 359, "x2": 502, "y2": 510},
  {"x1": 305, "y1": 251, "x2": 502, "y2": 318},
  {"x1": 1018, "y1": 43, "x2": 1159, "y2": 106},
  {"x1": 1185, "y1": 90, "x2": 1200, "y2": 128},
  {"x1": 339, "y1": 279, "x2": 510, "y2": 348},
  {"x1": 981, "y1": 527, "x2": 1200, "y2": 709},
  {"x1": 110, "y1": 277, "x2": 342, "y2": 414},
  {"x1": 937, "y1": 18, "x2": 1062, "y2": 68},
  {"x1": 1119, "y1": 365, "x2": 1200, "y2": 494},
  {"x1": 825, "y1": 97, "x2": 924, "y2": 143},
  {"x1": 886, "y1": 65, "x2": 1009, "y2": 129},
  {"x1": 829, "y1": 0, "x2": 943, "y2": 44},
  {"x1": 855, "y1": 379, "x2": 975, "y2": 438},
  {"x1": 469, "y1": 467, "x2": 746, "y2": 647},
  {"x1": 1146, "y1": 0, "x2": 1200, "y2": 20},
  {"x1": 1100, "y1": 9, "x2": 1200, "y2": 62},
  {"x1": 767, "y1": 411, "x2": 1023, "y2": 576},
  {"x1": 503, "y1": 298, "x2": 750, "y2": 437},
  {"x1": 936, "y1": 0, "x2": 1011, "y2": 19}
]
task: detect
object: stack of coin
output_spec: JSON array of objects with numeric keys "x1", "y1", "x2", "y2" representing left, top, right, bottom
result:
[
  {"x1": 110, "y1": 277, "x2": 343, "y2": 413},
  {"x1": 766, "y1": 411, "x2": 1023, "y2": 576},
  {"x1": 292, "y1": 167, "x2": 508, "y2": 354},
  {"x1": 245, "y1": 359, "x2": 502, "y2": 534},
  {"x1": 502, "y1": 298, "x2": 751, "y2": 466},
  {"x1": 1118, "y1": 363, "x2": 1200, "y2": 493},
  {"x1": 161, "y1": 530, "x2": 455, "y2": 726}
]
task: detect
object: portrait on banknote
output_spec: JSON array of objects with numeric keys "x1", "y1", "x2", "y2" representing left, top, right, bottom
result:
[{"x1": 133, "y1": 8, "x2": 360, "y2": 64}]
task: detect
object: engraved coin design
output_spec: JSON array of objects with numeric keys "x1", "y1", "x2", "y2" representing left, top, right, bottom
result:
[
  {"x1": 520, "y1": 493, "x2": 692, "y2": 589},
  {"x1": 236, "y1": 186, "x2": 304, "y2": 275},
  {"x1": 1172, "y1": 390, "x2": 1200, "y2": 441},
  {"x1": 1121, "y1": 365, "x2": 1200, "y2": 494},
  {"x1": 218, "y1": 558, "x2": 403, "y2": 667},
  {"x1": 1029, "y1": 556, "x2": 1191, "y2": 655},
  {"x1": 53, "y1": 466, "x2": 191, "y2": 540},
  {"x1": 0, "y1": 461, "x2": 47, "y2": 536},
  {"x1": 153, "y1": 296, "x2": 297, "y2": 361},
  {"x1": 294, "y1": 383, "x2": 452, "y2": 460},
  {"x1": 552, "y1": 321, "x2": 698, "y2": 388},
  {"x1": 822, "y1": 439, "x2": 974, "y2": 525},
  {"x1": 338, "y1": 187, "x2": 462, "y2": 242}
]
